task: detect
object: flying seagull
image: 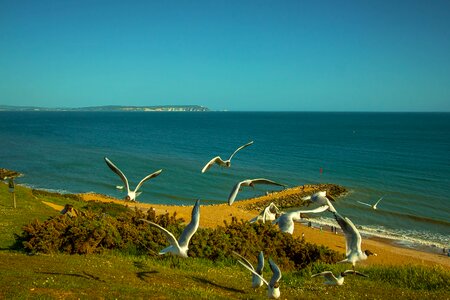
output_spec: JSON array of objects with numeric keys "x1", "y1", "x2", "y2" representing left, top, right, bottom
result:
[
  {"x1": 249, "y1": 202, "x2": 281, "y2": 224},
  {"x1": 273, "y1": 202, "x2": 333, "y2": 234},
  {"x1": 357, "y1": 196, "x2": 384, "y2": 210},
  {"x1": 238, "y1": 257, "x2": 282, "y2": 299},
  {"x1": 333, "y1": 211, "x2": 377, "y2": 269},
  {"x1": 104, "y1": 157, "x2": 162, "y2": 202},
  {"x1": 228, "y1": 178, "x2": 286, "y2": 205},
  {"x1": 233, "y1": 251, "x2": 265, "y2": 288},
  {"x1": 140, "y1": 200, "x2": 200, "y2": 258},
  {"x1": 201, "y1": 141, "x2": 254, "y2": 173},
  {"x1": 302, "y1": 190, "x2": 336, "y2": 206},
  {"x1": 311, "y1": 270, "x2": 368, "y2": 286}
]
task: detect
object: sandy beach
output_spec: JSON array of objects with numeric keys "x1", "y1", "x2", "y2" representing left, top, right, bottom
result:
[{"x1": 45, "y1": 185, "x2": 447, "y2": 270}]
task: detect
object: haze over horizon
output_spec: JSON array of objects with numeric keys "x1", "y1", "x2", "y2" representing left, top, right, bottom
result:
[{"x1": 1, "y1": 1, "x2": 449, "y2": 112}]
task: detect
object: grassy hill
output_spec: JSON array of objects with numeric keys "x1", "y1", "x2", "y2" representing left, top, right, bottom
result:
[{"x1": 0, "y1": 182, "x2": 449, "y2": 299}]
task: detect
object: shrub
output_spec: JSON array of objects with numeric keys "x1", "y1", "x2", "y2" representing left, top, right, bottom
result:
[
  {"x1": 189, "y1": 217, "x2": 342, "y2": 270},
  {"x1": 15, "y1": 206, "x2": 342, "y2": 270}
]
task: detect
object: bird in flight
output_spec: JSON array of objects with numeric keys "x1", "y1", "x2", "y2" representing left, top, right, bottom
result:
[
  {"x1": 201, "y1": 141, "x2": 254, "y2": 173},
  {"x1": 104, "y1": 157, "x2": 162, "y2": 202},
  {"x1": 140, "y1": 200, "x2": 200, "y2": 258},
  {"x1": 238, "y1": 257, "x2": 282, "y2": 299},
  {"x1": 333, "y1": 211, "x2": 377, "y2": 270},
  {"x1": 228, "y1": 178, "x2": 286, "y2": 205},
  {"x1": 311, "y1": 270, "x2": 368, "y2": 285},
  {"x1": 233, "y1": 251, "x2": 265, "y2": 288},
  {"x1": 357, "y1": 196, "x2": 384, "y2": 210}
]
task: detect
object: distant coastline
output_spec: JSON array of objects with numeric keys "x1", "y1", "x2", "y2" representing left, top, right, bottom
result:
[{"x1": 0, "y1": 105, "x2": 209, "y2": 112}]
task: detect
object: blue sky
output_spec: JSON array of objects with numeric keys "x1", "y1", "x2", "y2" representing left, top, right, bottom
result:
[{"x1": 0, "y1": 0, "x2": 449, "y2": 111}]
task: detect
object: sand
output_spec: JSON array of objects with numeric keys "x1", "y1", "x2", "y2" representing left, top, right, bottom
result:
[{"x1": 45, "y1": 186, "x2": 449, "y2": 269}]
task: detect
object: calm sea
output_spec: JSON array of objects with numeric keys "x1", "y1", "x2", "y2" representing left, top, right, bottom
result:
[{"x1": 0, "y1": 111, "x2": 449, "y2": 249}]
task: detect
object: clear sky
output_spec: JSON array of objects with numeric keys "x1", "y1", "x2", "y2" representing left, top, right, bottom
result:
[{"x1": 0, "y1": 0, "x2": 449, "y2": 111}]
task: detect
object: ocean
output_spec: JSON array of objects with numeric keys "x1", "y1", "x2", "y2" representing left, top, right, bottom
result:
[{"x1": 0, "y1": 111, "x2": 449, "y2": 250}]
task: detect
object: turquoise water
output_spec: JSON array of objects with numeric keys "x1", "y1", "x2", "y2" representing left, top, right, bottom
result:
[{"x1": 0, "y1": 111, "x2": 449, "y2": 248}]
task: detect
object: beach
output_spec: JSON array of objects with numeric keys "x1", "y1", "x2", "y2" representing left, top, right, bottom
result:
[{"x1": 51, "y1": 185, "x2": 449, "y2": 269}]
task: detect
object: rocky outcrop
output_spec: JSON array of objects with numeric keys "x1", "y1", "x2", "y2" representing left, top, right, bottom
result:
[
  {"x1": 0, "y1": 168, "x2": 22, "y2": 180},
  {"x1": 241, "y1": 183, "x2": 347, "y2": 212}
]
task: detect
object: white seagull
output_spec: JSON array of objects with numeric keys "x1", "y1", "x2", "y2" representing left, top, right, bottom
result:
[
  {"x1": 357, "y1": 196, "x2": 384, "y2": 210},
  {"x1": 311, "y1": 270, "x2": 368, "y2": 285},
  {"x1": 201, "y1": 141, "x2": 254, "y2": 173},
  {"x1": 249, "y1": 202, "x2": 281, "y2": 224},
  {"x1": 238, "y1": 257, "x2": 282, "y2": 299},
  {"x1": 233, "y1": 251, "x2": 265, "y2": 288},
  {"x1": 273, "y1": 202, "x2": 333, "y2": 234},
  {"x1": 228, "y1": 179, "x2": 286, "y2": 206},
  {"x1": 104, "y1": 157, "x2": 162, "y2": 202},
  {"x1": 140, "y1": 200, "x2": 200, "y2": 258},
  {"x1": 333, "y1": 211, "x2": 377, "y2": 269},
  {"x1": 302, "y1": 190, "x2": 336, "y2": 206}
]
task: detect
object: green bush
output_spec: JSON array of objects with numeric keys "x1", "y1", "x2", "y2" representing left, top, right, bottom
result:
[
  {"x1": 15, "y1": 206, "x2": 342, "y2": 270},
  {"x1": 189, "y1": 217, "x2": 342, "y2": 270}
]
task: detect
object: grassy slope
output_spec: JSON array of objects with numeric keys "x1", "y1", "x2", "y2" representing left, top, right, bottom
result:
[{"x1": 0, "y1": 182, "x2": 449, "y2": 299}]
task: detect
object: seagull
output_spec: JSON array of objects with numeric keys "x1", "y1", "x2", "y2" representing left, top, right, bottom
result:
[
  {"x1": 311, "y1": 270, "x2": 368, "y2": 285},
  {"x1": 357, "y1": 196, "x2": 384, "y2": 210},
  {"x1": 333, "y1": 211, "x2": 377, "y2": 269},
  {"x1": 228, "y1": 179, "x2": 286, "y2": 205},
  {"x1": 238, "y1": 257, "x2": 282, "y2": 299},
  {"x1": 273, "y1": 202, "x2": 333, "y2": 234},
  {"x1": 201, "y1": 141, "x2": 253, "y2": 173},
  {"x1": 104, "y1": 157, "x2": 162, "y2": 202},
  {"x1": 233, "y1": 251, "x2": 264, "y2": 288},
  {"x1": 139, "y1": 200, "x2": 200, "y2": 258},
  {"x1": 302, "y1": 191, "x2": 336, "y2": 206},
  {"x1": 249, "y1": 203, "x2": 281, "y2": 224}
]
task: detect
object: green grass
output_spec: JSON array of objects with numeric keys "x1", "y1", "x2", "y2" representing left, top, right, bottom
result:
[{"x1": 1, "y1": 182, "x2": 449, "y2": 299}]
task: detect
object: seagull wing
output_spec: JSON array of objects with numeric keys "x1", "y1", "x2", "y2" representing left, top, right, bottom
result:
[
  {"x1": 256, "y1": 251, "x2": 264, "y2": 274},
  {"x1": 325, "y1": 194, "x2": 336, "y2": 202},
  {"x1": 373, "y1": 197, "x2": 384, "y2": 209},
  {"x1": 357, "y1": 201, "x2": 372, "y2": 207},
  {"x1": 325, "y1": 198, "x2": 337, "y2": 213},
  {"x1": 249, "y1": 216, "x2": 259, "y2": 224},
  {"x1": 232, "y1": 251, "x2": 255, "y2": 271},
  {"x1": 104, "y1": 157, "x2": 130, "y2": 193},
  {"x1": 140, "y1": 219, "x2": 180, "y2": 249},
  {"x1": 237, "y1": 260, "x2": 269, "y2": 286},
  {"x1": 268, "y1": 258, "x2": 282, "y2": 288},
  {"x1": 311, "y1": 271, "x2": 337, "y2": 282},
  {"x1": 273, "y1": 213, "x2": 294, "y2": 232},
  {"x1": 201, "y1": 156, "x2": 224, "y2": 173},
  {"x1": 250, "y1": 178, "x2": 287, "y2": 188},
  {"x1": 296, "y1": 204, "x2": 330, "y2": 215},
  {"x1": 269, "y1": 203, "x2": 281, "y2": 214},
  {"x1": 291, "y1": 204, "x2": 330, "y2": 221},
  {"x1": 343, "y1": 270, "x2": 369, "y2": 277},
  {"x1": 134, "y1": 169, "x2": 162, "y2": 193},
  {"x1": 228, "y1": 141, "x2": 254, "y2": 160},
  {"x1": 334, "y1": 212, "x2": 362, "y2": 256},
  {"x1": 178, "y1": 200, "x2": 201, "y2": 248},
  {"x1": 228, "y1": 181, "x2": 243, "y2": 205}
]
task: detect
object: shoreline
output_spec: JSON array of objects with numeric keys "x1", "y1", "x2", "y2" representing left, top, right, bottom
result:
[{"x1": 70, "y1": 186, "x2": 449, "y2": 269}]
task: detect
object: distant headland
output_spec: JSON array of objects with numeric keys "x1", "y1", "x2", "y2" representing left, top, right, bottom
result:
[{"x1": 0, "y1": 105, "x2": 210, "y2": 112}]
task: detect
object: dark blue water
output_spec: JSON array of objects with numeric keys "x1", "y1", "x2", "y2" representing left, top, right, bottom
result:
[{"x1": 0, "y1": 111, "x2": 449, "y2": 248}]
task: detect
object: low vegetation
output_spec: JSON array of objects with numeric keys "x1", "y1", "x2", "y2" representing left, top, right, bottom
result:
[
  {"x1": 0, "y1": 181, "x2": 449, "y2": 299},
  {"x1": 14, "y1": 204, "x2": 341, "y2": 270}
]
